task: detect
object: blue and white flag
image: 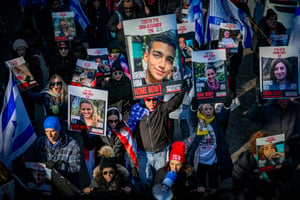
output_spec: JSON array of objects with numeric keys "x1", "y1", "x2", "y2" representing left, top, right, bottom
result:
[
  {"x1": 188, "y1": 0, "x2": 204, "y2": 46},
  {"x1": 70, "y1": 0, "x2": 90, "y2": 30},
  {"x1": 0, "y1": 71, "x2": 37, "y2": 168},
  {"x1": 288, "y1": 5, "x2": 300, "y2": 47},
  {"x1": 205, "y1": 0, "x2": 252, "y2": 48}
]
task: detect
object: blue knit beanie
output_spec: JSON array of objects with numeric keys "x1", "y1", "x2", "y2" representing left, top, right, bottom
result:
[{"x1": 44, "y1": 116, "x2": 61, "y2": 131}]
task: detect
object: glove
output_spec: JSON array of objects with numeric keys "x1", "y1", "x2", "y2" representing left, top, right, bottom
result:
[
  {"x1": 181, "y1": 80, "x2": 188, "y2": 93},
  {"x1": 224, "y1": 95, "x2": 232, "y2": 108},
  {"x1": 46, "y1": 160, "x2": 56, "y2": 169},
  {"x1": 51, "y1": 105, "x2": 60, "y2": 115},
  {"x1": 191, "y1": 96, "x2": 198, "y2": 111}
]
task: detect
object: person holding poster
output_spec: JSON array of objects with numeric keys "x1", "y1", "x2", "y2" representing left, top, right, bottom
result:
[
  {"x1": 143, "y1": 32, "x2": 177, "y2": 85},
  {"x1": 269, "y1": 58, "x2": 294, "y2": 90}
]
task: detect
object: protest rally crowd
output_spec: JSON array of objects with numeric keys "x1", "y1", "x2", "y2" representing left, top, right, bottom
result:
[{"x1": 1, "y1": 0, "x2": 300, "y2": 199}]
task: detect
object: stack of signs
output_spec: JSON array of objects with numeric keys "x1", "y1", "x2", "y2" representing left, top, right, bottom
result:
[
  {"x1": 71, "y1": 59, "x2": 98, "y2": 88},
  {"x1": 5, "y1": 56, "x2": 38, "y2": 91},
  {"x1": 123, "y1": 14, "x2": 183, "y2": 99},
  {"x1": 68, "y1": 85, "x2": 108, "y2": 135},
  {"x1": 87, "y1": 48, "x2": 111, "y2": 78},
  {"x1": 192, "y1": 49, "x2": 228, "y2": 103},
  {"x1": 52, "y1": 11, "x2": 76, "y2": 41},
  {"x1": 24, "y1": 162, "x2": 52, "y2": 196},
  {"x1": 256, "y1": 134, "x2": 285, "y2": 173},
  {"x1": 260, "y1": 46, "x2": 298, "y2": 99},
  {"x1": 177, "y1": 22, "x2": 195, "y2": 67},
  {"x1": 218, "y1": 23, "x2": 240, "y2": 53}
]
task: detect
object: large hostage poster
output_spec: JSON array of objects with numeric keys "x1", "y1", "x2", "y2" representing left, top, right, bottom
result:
[{"x1": 123, "y1": 14, "x2": 183, "y2": 99}]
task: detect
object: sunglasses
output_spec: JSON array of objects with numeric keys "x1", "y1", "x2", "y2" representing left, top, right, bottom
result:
[
  {"x1": 103, "y1": 170, "x2": 115, "y2": 175},
  {"x1": 60, "y1": 24, "x2": 68, "y2": 28},
  {"x1": 124, "y1": 7, "x2": 133, "y2": 10},
  {"x1": 59, "y1": 47, "x2": 68, "y2": 50},
  {"x1": 108, "y1": 119, "x2": 119, "y2": 124},
  {"x1": 50, "y1": 81, "x2": 62, "y2": 86},
  {"x1": 145, "y1": 98, "x2": 158, "y2": 102},
  {"x1": 112, "y1": 71, "x2": 123, "y2": 76}
]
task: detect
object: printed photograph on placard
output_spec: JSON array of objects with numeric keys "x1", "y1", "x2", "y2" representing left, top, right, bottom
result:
[
  {"x1": 192, "y1": 49, "x2": 228, "y2": 103},
  {"x1": 256, "y1": 134, "x2": 285, "y2": 173},
  {"x1": 218, "y1": 23, "x2": 241, "y2": 53},
  {"x1": 259, "y1": 46, "x2": 298, "y2": 99},
  {"x1": 52, "y1": 11, "x2": 76, "y2": 41},
  {"x1": 71, "y1": 59, "x2": 98, "y2": 88},
  {"x1": 270, "y1": 34, "x2": 288, "y2": 47},
  {"x1": 68, "y1": 85, "x2": 108, "y2": 135},
  {"x1": 177, "y1": 22, "x2": 195, "y2": 68},
  {"x1": 87, "y1": 48, "x2": 111, "y2": 78},
  {"x1": 123, "y1": 14, "x2": 183, "y2": 99},
  {"x1": 5, "y1": 56, "x2": 38, "y2": 91},
  {"x1": 24, "y1": 162, "x2": 52, "y2": 196}
]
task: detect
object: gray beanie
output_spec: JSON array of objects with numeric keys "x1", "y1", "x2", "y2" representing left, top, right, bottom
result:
[{"x1": 13, "y1": 39, "x2": 28, "y2": 51}]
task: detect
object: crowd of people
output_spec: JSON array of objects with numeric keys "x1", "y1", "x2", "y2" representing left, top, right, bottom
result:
[{"x1": 1, "y1": 0, "x2": 300, "y2": 200}]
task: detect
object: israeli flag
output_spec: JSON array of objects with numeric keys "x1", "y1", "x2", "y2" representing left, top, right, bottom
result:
[
  {"x1": 288, "y1": 5, "x2": 300, "y2": 47},
  {"x1": 0, "y1": 71, "x2": 37, "y2": 168},
  {"x1": 70, "y1": 0, "x2": 90, "y2": 30},
  {"x1": 188, "y1": 0, "x2": 204, "y2": 46},
  {"x1": 205, "y1": 0, "x2": 252, "y2": 48}
]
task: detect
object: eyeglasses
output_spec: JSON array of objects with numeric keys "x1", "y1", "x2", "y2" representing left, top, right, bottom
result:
[
  {"x1": 145, "y1": 98, "x2": 158, "y2": 102},
  {"x1": 50, "y1": 81, "x2": 62, "y2": 87},
  {"x1": 108, "y1": 119, "x2": 119, "y2": 124},
  {"x1": 124, "y1": 7, "x2": 133, "y2": 10},
  {"x1": 112, "y1": 71, "x2": 123, "y2": 76},
  {"x1": 103, "y1": 170, "x2": 115, "y2": 175},
  {"x1": 60, "y1": 24, "x2": 68, "y2": 28},
  {"x1": 59, "y1": 47, "x2": 68, "y2": 50}
]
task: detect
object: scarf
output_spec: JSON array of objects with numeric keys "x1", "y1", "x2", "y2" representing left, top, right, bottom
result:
[
  {"x1": 196, "y1": 112, "x2": 215, "y2": 136},
  {"x1": 207, "y1": 79, "x2": 219, "y2": 91}
]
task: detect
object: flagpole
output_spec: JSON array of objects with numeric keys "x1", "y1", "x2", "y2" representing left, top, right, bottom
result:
[{"x1": 247, "y1": 16, "x2": 269, "y2": 40}]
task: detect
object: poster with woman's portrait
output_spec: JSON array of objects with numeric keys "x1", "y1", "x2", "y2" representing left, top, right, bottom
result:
[
  {"x1": 192, "y1": 49, "x2": 228, "y2": 103},
  {"x1": 24, "y1": 162, "x2": 52, "y2": 196},
  {"x1": 123, "y1": 14, "x2": 183, "y2": 99},
  {"x1": 256, "y1": 134, "x2": 285, "y2": 173},
  {"x1": 87, "y1": 48, "x2": 111, "y2": 78},
  {"x1": 52, "y1": 11, "x2": 76, "y2": 41},
  {"x1": 259, "y1": 46, "x2": 298, "y2": 99},
  {"x1": 5, "y1": 56, "x2": 38, "y2": 91},
  {"x1": 71, "y1": 59, "x2": 98, "y2": 88},
  {"x1": 68, "y1": 85, "x2": 108, "y2": 135},
  {"x1": 218, "y1": 23, "x2": 240, "y2": 53}
]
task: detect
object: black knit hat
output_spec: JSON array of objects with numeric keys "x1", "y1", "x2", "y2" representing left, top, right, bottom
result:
[
  {"x1": 100, "y1": 157, "x2": 117, "y2": 170},
  {"x1": 111, "y1": 60, "x2": 123, "y2": 72}
]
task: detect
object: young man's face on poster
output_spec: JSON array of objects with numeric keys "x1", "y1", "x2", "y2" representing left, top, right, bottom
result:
[{"x1": 143, "y1": 41, "x2": 176, "y2": 84}]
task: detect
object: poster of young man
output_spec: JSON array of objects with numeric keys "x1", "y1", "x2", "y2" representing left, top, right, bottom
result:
[
  {"x1": 24, "y1": 162, "x2": 52, "y2": 196},
  {"x1": 259, "y1": 46, "x2": 298, "y2": 99},
  {"x1": 256, "y1": 134, "x2": 285, "y2": 173},
  {"x1": 218, "y1": 23, "x2": 240, "y2": 53},
  {"x1": 5, "y1": 56, "x2": 38, "y2": 91},
  {"x1": 177, "y1": 22, "x2": 195, "y2": 68},
  {"x1": 68, "y1": 85, "x2": 108, "y2": 135},
  {"x1": 71, "y1": 59, "x2": 98, "y2": 88},
  {"x1": 123, "y1": 14, "x2": 183, "y2": 99},
  {"x1": 52, "y1": 11, "x2": 76, "y2": 41},
  {"x1": 87, "y1": 48, "x2": 111, "y2": 78},
  {"x1": 192, "y1": 49, "x2": 228, "y2": 103}
]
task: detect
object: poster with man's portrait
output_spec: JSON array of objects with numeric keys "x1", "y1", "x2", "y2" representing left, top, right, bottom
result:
[
  {"x1": 259, "y1": 46, "x2": 298, "y2": 99},
  {"x1": 218, "y1": 23, "x2": 240, "y2": 53},
  {"x1": 87, "y1": 48, "x2": 111, "y2": 78},
  {"x1": 52, "y1": 11, "x2": 76, "y2": 41},
  {"x1": 256, "y1": 134, "x2": 285, "y2": 173},
  {"x1": 177, "y1": 22, "x2": 195, "y2": 67},
  {"x1": 24, "y1": 162, "x2": 52, "y2": 196},
  {"x1": 68, "y1": 85, "x2": 108, "y2": 135},
  {"x1": 71, "y1": 59, "x2": 98, "y2": 88},
  {"x1": 123, "y1": 14, "x2": 183, "y2": 99},
  {"x1": 192, "y1": 49, "x2": 228, "y2": 103},
  {"x1": 5, "y1": 56, "x2": 38, "y2": 91}
]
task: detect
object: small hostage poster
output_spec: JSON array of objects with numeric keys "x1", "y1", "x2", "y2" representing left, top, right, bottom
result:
[
  {"x1": 177, "y1": 22, "x2": 195, "y2": 67},
  {"x1": 192, "y1": 49, "x2": 228, "y2": 103},
  {"x1": 52, "y1": 11, "x2": 76, "y2": 41},
  {"x1": 123, "y1": 14, "x2": 183, "y2": 99},
  {"x1": 259, "y1": 46, "x2": 298, "y2": 99},
  {"x1": 218, "y1": 23, "x2": 240, "y2": 53},
  {"x1": 68, "y1": 85, "x2": 108, "y2": 135},
  {"x1": 87, "y1": 48, "x2": 111, "y2": 78},
  {"x1": 5, "y1": 56, "x2": 38, "y2": 91},
  {"x1": 71, "y1": 59, "x2": 98, "y2": 88},
  {"x1": 24, "y1": 162, "x2": 52, "y2": 196},
  {"x1": 256, "y1": 134, "x2": 285, "y2": 173}
]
